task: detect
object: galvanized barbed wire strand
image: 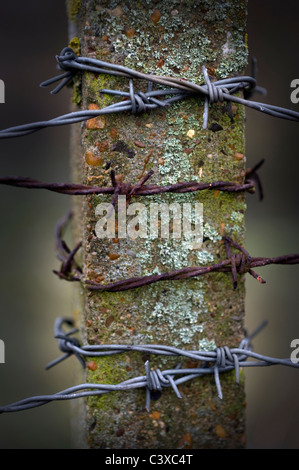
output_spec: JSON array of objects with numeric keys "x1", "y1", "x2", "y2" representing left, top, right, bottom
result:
[
  {"x1": 1, "y1": 46, "x2": 299, "y2": 139},
  {"x1": 47, "y1": 317, "x2": 264, "y2": 371},
  {"x1": 1, "y1": 317, "x2": 298, "y2": 414},
  {"x1": 53, "y1": 215, "x2": 299, "y2": 290},
  {"x1": 0, "y1": 159, "x2": 264, "y2": 201}
]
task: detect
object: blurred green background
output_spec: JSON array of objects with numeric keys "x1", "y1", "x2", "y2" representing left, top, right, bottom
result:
[{"x1": 0, "y1": 0, "x2": 298, "y2": 449}]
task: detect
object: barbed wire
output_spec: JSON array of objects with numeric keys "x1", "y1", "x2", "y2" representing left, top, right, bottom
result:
[
  {"x1": 0, "y1": 159, "x2": 264, "y2": 202},
  {"x1": 53, "y1": 212, "x2": 299, "y2": 290},
  {"x1": 0, "y1": 317, "x2": 298, "y2": 414},
  {"x1": 0, "y1": 47, "x2": 298, "y2": 139}
]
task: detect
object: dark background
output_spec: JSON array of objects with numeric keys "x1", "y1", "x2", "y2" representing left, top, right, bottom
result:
[{"x1": 0, "y1": 0, "x2": 298, "y2": 449}]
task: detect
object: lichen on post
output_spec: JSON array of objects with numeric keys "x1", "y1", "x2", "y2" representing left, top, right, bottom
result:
[{"x1": 68, "y1": 0, "x2": 248, "y2": 449}]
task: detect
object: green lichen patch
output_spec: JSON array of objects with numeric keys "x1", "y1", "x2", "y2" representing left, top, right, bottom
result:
[{"x1": 67, "y1": 0, "x2": 82, "y2": 23}]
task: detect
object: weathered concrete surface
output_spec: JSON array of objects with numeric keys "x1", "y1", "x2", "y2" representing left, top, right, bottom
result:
[{"x1": 68, "y1": 0, "x2": 248, "y2": 449}]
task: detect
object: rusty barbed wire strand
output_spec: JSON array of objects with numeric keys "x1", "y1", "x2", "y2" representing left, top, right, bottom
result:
[
  {"x1": 0, "y1": 46, "x2": 298, "y2": 139},
  {"x1": 53, "y1": 211, "x2": 82, "y2": 282},
  {"x1": 0, "y1": 317, "x2": 298, "y2": 414},
  {"x1": 53, "y1": 213, "x2": 299, "y2": 291},
  {"x1": 0, "y1": 159, "x2": 264, "y2": 202}
]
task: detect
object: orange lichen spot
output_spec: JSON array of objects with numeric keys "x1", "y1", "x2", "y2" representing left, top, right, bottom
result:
[
  {"x1": 177, "y1": 432, "x2": 192, "y2": 449},
  {"x1": 110, "y1": 128, "x2": 118, "y2": 139},
  {"x1": 86, "y1": 104, "x2": 106, "y2": 130},
  {"x1": 183, "y1": 65, "x2": 189, "y2": 72},
  {"x1": 124, "y1": 27, "x2": 135, "y2": 38},
  {"x1": 151, "y1": 8, "x2": 161, "y2": 25},
  {"x1": 234, "y1": 152, "x2": 244, "y2": 160},
  {"x1": 134, "y1": 140, "x2": 146, "y2": 148},
  {"x1": 149, "y1": 411, "x2": 161, "y2": 420},
  {"x1": 186, "y1": 129, "x2": 195, "y2": 138},
  {"x1": 85, "y1": 150, "x2": 103, "y2": 166},
  {"x1": 214, "y1": 190, "x2": 220, "y2": 198},
  {"x1": 108, "y1": 253, "x2": 120, "y2": 260},
  {"x1": 97, "y1": 140, "x2": 109, "y2": 152},
  {"x1": 158, "y1": 158, "x2": 164, "y2": 165},
  {"x1": 220, "y1": 222, "x2": 226, "y2": 234},
  {"x1": 215, "y1": 424, "x2": 227, "y2": 438},
  {"x1": 208, "y1": 401, "x2": 216, "y2": 411},
  {"x1": 105, "y1": 315, "x2": 115, "y2": 328},
  {"x1": 87, "y1": 361, "x2": 97, "y2": 371},
  {"x1": 156, "y1": 58, "x2": 164, "y2": 67}
]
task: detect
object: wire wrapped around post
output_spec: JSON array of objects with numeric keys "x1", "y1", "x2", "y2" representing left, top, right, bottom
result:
[
  {"x1": 52, "y1": 212, "x2": 299, "y2": 291},
  {"x1": 1, "y1": 46, "x2": 299, "y2": 139},
  {"x1": 0, "y1": 317, "x2": 298, "y2": 414}
]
